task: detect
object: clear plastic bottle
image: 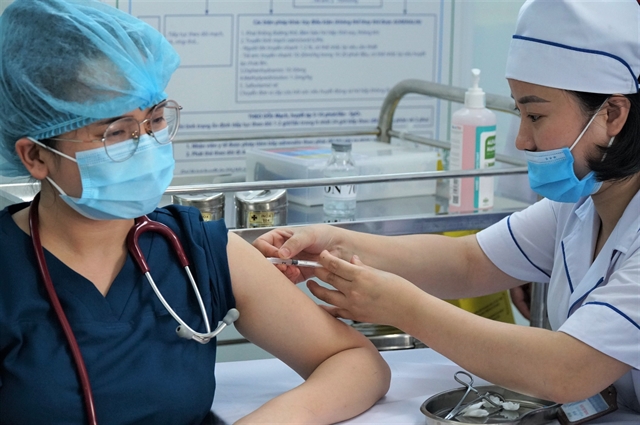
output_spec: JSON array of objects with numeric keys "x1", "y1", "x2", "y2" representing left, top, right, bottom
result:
[{"x1": 323, "y1": 141, "x2": 357, "y2": 217}]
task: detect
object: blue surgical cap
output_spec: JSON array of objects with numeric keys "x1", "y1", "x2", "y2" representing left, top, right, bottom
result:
[{"x1": 0, "y1": 0, "x2": 181, "y2": 177}]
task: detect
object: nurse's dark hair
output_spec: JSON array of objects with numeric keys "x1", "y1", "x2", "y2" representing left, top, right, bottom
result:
[{"x1": 569, "y1": 90, "x2": 640, "y2": 182}]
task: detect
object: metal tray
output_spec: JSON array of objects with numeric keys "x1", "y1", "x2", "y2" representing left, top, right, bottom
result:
[
  {"x1": 420, "y1": 385, "x2": 559, "y2": 425},
  {"x1": 351, "y1": 322, "x2": 403, "y2": 337},
  {"x1": 368, "y1": 333, "x2": 415, "y2": 351}
]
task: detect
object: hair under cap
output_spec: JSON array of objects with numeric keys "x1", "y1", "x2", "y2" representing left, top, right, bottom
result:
[
  {"x1": 0, "y1": 0, "x2": 180, "y2": 177},
  {"x1": 506, "y1": 0, "x2": 640, "y2": 95}
]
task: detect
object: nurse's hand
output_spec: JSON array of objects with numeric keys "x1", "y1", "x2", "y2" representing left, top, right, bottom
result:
[
  {"x1": 509, "y1": 283, "x2": 532, "y2": 320},
  {"x1": 308, "y1": 250, "x2": 421, "y2": 327},
  {"x1": 252, "y1": 225, "x2": 350, "y2": 284}
]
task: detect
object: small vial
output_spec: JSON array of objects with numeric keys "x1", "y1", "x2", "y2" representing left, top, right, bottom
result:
[{"x1": 323, "y1": 141, "x2": 357, "y2": 217}]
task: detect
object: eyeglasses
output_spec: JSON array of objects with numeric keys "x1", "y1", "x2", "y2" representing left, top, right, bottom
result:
[{"x1": 49, "y1": 100, "x2": 182, "y2": 162}]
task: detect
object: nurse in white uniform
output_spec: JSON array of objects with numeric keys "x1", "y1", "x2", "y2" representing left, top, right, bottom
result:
[{"x1": 254, "y1": 0, "x2": 640, "y2": 413}]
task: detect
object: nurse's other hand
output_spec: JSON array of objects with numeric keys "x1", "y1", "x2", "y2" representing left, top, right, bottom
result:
[
  {"x1": 309, "y1": 250, "x2": 419, "y2": 327},
  {"x1": 252, "y1": 225, "x2": 345, "y2": 284},
  {"x1": 509, "y1": 283, "x2": 532, "y2": 320}
]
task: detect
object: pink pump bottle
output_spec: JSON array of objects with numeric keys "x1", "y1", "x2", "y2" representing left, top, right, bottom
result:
[{"x1": 448, "y1": 68, "x2": 497, "y2": 213}]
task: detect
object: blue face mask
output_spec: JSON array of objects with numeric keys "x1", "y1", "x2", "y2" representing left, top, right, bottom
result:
[
  {"x1": 31, "y1": 128, "x2": 175, "y2": 220},
  {"x1": 525, "y1": 149, "x2": 601, "y2": 203},
  {"x1": 524, "y1": 101, "x2": 607, "y2": 203}
]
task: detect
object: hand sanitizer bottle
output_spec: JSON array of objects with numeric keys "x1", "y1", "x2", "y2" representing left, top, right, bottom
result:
[{"x1": 448, "y1": 68, "x2": 496, "y2": 213}]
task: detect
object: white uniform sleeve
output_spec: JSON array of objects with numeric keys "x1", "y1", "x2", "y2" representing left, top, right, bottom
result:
[
  {"x1": 559, "y1": 246, "x2": 640, "y2": 369},
  {"x1": 476, "y1": 199, "x2": 558, "y2": 283}
]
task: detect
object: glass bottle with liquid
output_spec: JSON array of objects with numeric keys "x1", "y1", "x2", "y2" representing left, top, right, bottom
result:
[{"x1": 323, "y1": 141, "x2": 357, "y2": 218}]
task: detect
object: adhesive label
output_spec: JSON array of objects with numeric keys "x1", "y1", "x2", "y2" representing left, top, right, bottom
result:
[
  {"x1": 324, "y1": 185, "x2": 357, "y2": 200},
  {"x1": 474, "y1": 125, "x2": 496, "y2": 210},
  {"x1": 248, "y1": 211, "x2": 275, "y2": 227}
]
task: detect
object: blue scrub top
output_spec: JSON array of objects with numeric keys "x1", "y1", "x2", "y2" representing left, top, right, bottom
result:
[{"x1": 0, "y1": 203, "x2": 236, "y2": 424}]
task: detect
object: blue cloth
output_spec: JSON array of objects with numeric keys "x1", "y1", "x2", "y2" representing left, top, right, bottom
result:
[{"x1": 0, "y1": 204, "x2": 235, "y2": 424}]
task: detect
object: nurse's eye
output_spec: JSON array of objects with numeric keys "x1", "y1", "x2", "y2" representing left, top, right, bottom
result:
[
  {"x1": 528, "y1": 115, "x2": 541, "y2": 123},
  {"x1": 513, "y1": 106, "x2": 521, "y2": 117}
]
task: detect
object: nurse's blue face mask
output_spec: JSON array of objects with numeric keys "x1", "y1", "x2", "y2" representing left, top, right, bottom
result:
[
  {"x1": 29, "y1": 112, "x2": 177, "y2": 220},
  {"x1": 524, "y1": 100, "x2": 609, "y2": 203}
]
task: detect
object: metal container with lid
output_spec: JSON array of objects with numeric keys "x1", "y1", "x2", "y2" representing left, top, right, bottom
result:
[
  {"x1": 234, "y1": 189, "x2": 287, "y2": 228},
  {"x1": 172, "y1": 193, "x2": 226, "y2": 221}
]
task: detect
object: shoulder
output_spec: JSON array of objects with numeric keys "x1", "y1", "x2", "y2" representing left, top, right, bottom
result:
[
  {"x1": 480, "y1": 198, "x2": 559, "y2": 241},
  {"x1": 150, "y1": 204, "x2": 229, "y2": 243},
  {"x1": 0, "y1": 205, "x2": 12, "y2": 229},
  {"x1": 0, "y1": 204, "x2": 44, "y2": 322},
  {"x1": 150, "y1": 204, "x2": 206, "y2": 226},
  {"x1": 148, "y1": 205, "x2": 231, "y2": 275},
  {"x1": 617, "y1": 189, "x2": 640, "y2": 253},
  {"x1": 507, "y1": 197, "x2": 588, "y2": 235},
  {"x1": 0, "y1": 203, "x2": 29, "y2": 248}
]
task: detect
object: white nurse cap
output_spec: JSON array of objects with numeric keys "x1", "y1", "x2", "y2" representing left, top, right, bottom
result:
[{"x1": 506, "y1": 0, "x2": 640, "y2": 94}]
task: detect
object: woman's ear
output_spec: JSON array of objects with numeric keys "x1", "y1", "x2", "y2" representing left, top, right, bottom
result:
[
  {"x1": 14, "y1": 138, "x2": 50, "y2": 180},
  {"x1": 605, "y1": 95, "x2": 631, "y2": 138}
]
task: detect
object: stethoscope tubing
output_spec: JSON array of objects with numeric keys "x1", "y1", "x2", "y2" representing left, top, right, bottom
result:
[
  {"x1": 143, "y1": 269, "x2": 212, "y2": 338},
  {"x1": 29, "y1": 193, "x2": 99, "y2": 425},
  {"x1": 128, "y1": 215, "x2": 233, "y2": 344},
  {"x1": 127, "y1": 216, "x2": 212, "y2": 337}
]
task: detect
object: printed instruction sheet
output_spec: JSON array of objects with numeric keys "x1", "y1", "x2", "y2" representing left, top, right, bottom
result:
[{"x1": 107, "y1": 0, "x2": 453, "y2": 177}]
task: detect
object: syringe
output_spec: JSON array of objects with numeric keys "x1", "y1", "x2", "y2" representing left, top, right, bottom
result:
[{"x1": 267, "y1": 257, "x2": 323, "y2": 268}]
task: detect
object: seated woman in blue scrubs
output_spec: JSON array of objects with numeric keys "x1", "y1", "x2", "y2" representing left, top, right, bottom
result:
[
  {"x1": 0, "y1": 1, "x2": 390, "y2": 424},
  {"x1": 254, "y1": 0, "x2": 640, "y2": 415}
]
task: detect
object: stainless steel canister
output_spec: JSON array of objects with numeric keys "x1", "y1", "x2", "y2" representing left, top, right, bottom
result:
[
  {"x1": 172, "y1": 193, "x2": 226, "y2": 221},
  {"x1": 234, "y1": 189, "x2": 287, "y2": 228}
]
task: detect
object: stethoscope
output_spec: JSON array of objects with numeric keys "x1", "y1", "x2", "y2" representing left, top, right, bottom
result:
[{"x1": 28, "y1": 193, "x2": 239, "y2": 425}]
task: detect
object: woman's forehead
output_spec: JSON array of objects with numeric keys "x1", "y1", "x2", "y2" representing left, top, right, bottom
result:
[{"x1": 508, "y1": 80, "x2": 573, "y2": 104}]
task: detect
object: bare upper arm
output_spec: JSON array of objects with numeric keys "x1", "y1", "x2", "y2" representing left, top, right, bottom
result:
[
  {"x1": 226, "y1": 232, "x2": 375, "y2": 378},
  {"x1": 462, "y1": 234, "x2": 527, "y2": 296},
  {"x1": 372, "y1": 233, "x2": 525, "y2": 298}
]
